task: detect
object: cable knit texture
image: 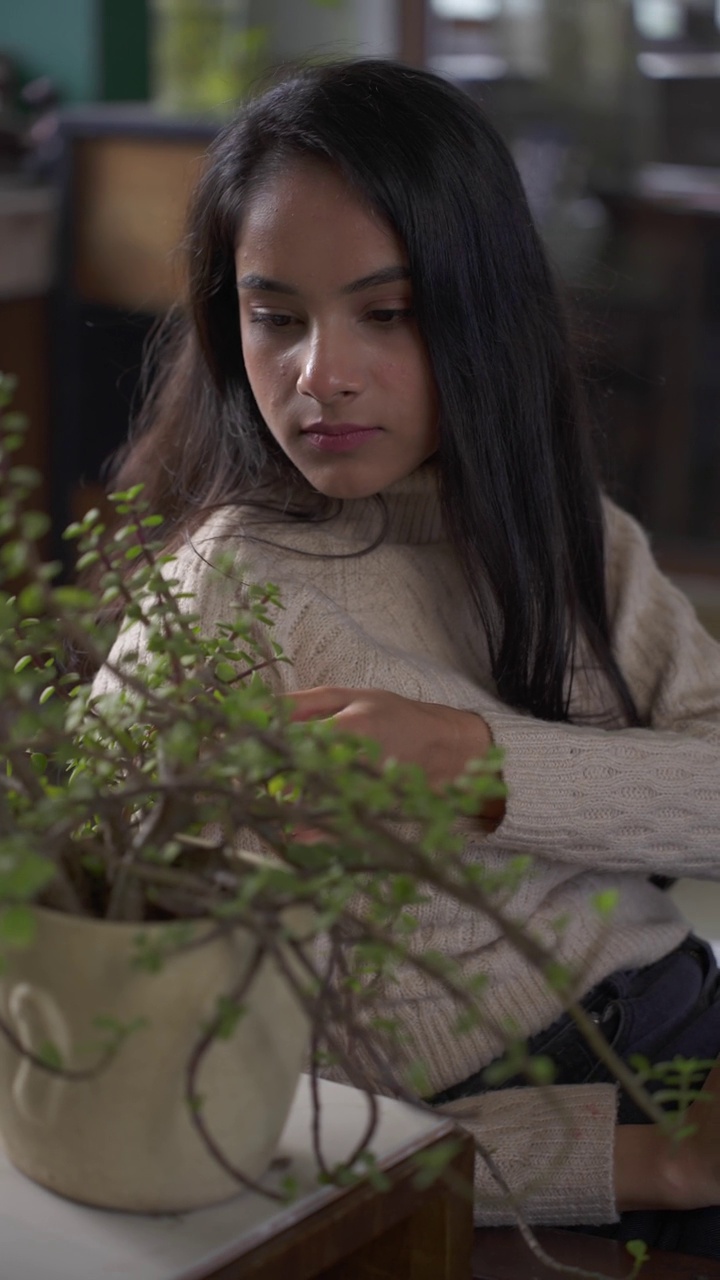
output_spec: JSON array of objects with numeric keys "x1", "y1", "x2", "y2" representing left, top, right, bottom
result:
[{"x1": 95, "y1": 465, "x2": 720, "y2": 1225}]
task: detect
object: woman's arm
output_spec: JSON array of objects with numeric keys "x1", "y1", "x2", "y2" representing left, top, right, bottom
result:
[
  {"x1": 295, "y1": 500, "x2": 720, "y2": 876},
  {"x1": 439, "y1": 1066, "x2": 720, "y2": 1225},
  {"x1": 287, "y1": 686, "x2": 506, "y2": 826},
  {"x1": 615, "y1": 1061, "x2": 720, "y2": 1213},
  {"x1": 481, "y1": 500, "x2": 720, "y2": 877},
  {"x1": 288, "y1": 502, "x2": 720, "y2": 876}
]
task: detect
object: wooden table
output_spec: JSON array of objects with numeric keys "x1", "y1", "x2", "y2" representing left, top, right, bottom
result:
[
  {"x1": 0, "y1": 1076, "x2": 474, "y2": 1279},
  {"x1": 473, "y1": 1226, "x2": 720, "y2": 1279}
]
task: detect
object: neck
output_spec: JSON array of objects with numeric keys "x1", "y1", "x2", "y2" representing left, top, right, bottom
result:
[{"x1": 329, "y1": 463, "x2": 444, "y2": 546}]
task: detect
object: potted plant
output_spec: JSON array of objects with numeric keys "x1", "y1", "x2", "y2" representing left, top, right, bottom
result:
[
  {"x1": 0, "y1": 374, "x2": 508, "y2": 1214},
  {"x1": 2, "y1": 379, "x2": 686, "y2": 1263}
]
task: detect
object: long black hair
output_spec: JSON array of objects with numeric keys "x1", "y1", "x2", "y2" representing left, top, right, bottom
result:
[{"x1": 113, "y1": 58, "x2": 641, "y2": 727}]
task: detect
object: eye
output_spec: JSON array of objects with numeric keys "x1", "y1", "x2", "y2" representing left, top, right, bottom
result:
[
  {"x1": 367, "y1": 307, "x2": 414, "y2": 325},
  {"x1": 249, "y1": 311, "x2": 297, "y2": 328}
]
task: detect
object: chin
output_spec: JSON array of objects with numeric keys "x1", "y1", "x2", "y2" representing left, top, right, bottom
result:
[{"x1": 312, "y1": 472, "x2": 395, "y2": 500}]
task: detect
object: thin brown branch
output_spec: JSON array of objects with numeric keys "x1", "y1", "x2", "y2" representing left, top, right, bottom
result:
[
  {"x1": 183, "y1": 939, "x2": 287, "y2": 1202},
  {"x1": 0, "y1": 1010, "x2": 119, "y2": 1081}
]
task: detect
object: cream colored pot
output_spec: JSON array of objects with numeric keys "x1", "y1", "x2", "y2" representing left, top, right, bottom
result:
[{"x1": 0, "y1": 906, "x2": 309, "y2": 1212}]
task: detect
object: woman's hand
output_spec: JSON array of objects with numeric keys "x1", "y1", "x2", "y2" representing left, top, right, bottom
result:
[
  {"x1": 286, "y1": 686, "x2": 503, "y2": 810},
  {"x1": 615, "y1": 1062, "x2": 720, "y2": 1211}
]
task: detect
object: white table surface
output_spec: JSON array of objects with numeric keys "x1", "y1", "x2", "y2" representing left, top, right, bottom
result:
[{"x1": 0, "y1": 1077, "x2": 450, "y2": 1280}]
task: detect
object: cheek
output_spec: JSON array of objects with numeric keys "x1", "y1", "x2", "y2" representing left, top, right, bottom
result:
[
  {"x1": 242, "y1": 337, "x2": 295, "y2": 411},
  {"x1": 383, "y1": 348, "x2": 436, "y2": 410}
]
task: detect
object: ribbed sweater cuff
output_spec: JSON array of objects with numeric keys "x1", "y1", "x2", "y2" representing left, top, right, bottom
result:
[{"x1": 438, "y1": 1083, "x2": 619, "y2": 1226}]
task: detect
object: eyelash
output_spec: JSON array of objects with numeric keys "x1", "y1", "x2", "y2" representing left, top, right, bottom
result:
[
  {"x1": 368, "y1": 308, "x2": 414, "y2": 325},
  {"x1": 249, "y1": 307, "x2": 414, "y2": 329},
  {"x1": 250, "y1": 313, "x2": 295, "y2": 328}
]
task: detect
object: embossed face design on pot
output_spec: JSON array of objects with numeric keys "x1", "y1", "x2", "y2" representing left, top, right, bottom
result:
[{"x1": 235, "y1": 155, "x2": 439, "y2": 499}]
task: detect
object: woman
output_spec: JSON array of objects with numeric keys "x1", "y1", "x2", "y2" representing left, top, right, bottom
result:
[{"x1": 103, "y1": 59, "x2": 720, "y2": 1253}]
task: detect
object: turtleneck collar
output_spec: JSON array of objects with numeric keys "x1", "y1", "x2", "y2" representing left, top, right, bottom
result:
[{"x1": 326, "y1": 461, "x2": 445, "y2": 547}]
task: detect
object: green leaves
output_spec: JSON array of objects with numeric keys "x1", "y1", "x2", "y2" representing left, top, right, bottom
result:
[
  {"x1": 2, "y1": 369, "x2": 678, "y2": 1226},
  {"x1": 212, "y1": 995, "x2": 247, "y2": 1040},
  {"x1": 625, "y1": 1239, "x2": 649, "y2": 1277},
  {"x1": 592, "y1": 888, "x2": 619, "y2": 920},
  {"x1": 0, "y1": 846, "x2": 57, "y2": 902},
  {"x1": 37, "y1": 1041, "x2": 63, "y2": 1070}
]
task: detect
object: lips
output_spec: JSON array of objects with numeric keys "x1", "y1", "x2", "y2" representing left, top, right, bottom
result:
[{"x1": 301, "y1": 425, "x2": 383, "y2": 454}]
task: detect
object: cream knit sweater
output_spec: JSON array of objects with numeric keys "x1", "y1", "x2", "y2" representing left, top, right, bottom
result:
[{"x1": 98, "y1": 466, "x2": 720, "y2": 1225}]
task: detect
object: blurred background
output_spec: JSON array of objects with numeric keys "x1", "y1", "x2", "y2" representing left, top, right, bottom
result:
[
  {"x1": 1, "y1": 0, "x2": 720, "y2": 593},
  {"x1": 1, "y1": 0, "x2": 719, "y2": 939}
]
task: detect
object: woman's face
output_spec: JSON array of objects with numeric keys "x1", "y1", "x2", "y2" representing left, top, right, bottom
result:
[{"x1": 235, "y1": 156, "x2": 438, "y2": 499}]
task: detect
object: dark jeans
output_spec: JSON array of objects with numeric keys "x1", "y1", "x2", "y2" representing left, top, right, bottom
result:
[{"x1": 430, "y1": 935, "x2": 720, "y2": 1260}]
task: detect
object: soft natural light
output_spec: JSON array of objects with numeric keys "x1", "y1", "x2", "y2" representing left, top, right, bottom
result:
[
  {"x1": 632, "y1": 0, "x2": 685, "y2": 40},
  {"x1": 430, "y1": 0, "x2": 502, "y2": 19}
]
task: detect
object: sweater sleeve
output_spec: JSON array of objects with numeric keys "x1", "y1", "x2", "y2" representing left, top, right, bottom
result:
[
  {"x1": 439, "y1": 1083, "x2": 619, "y2": 1225},
  {"x1": 91, "y1": 520, "x2": 289, "y2": 700},
  {"x1": 481, "y1": 500, "x2": 720, "y2": 877}
]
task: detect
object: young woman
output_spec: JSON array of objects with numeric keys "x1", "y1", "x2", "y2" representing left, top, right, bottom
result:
[{"x1": 101, "y1": 59, "x2": 720, "y2": 1254}]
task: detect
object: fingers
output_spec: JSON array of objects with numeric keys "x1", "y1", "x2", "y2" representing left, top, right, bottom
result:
[{"x1": 284, "y1": 686, "x2": 358, "y2": 722}]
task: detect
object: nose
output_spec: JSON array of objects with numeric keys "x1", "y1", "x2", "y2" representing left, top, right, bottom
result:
[{"x1": 296, "y1": 325, "x2": 363, "y2": 404}]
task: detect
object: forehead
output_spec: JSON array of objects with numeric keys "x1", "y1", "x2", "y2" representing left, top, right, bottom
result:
[{"x1": 235, "y1": 155, "x2": 407, "y2": 277}]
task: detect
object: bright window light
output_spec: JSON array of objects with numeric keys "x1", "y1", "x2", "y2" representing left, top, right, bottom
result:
[
  {"x1": 430, "y1": 0, "x2": 502, "y2": 19},
  {"x1": 632, "y1": 0, "x2": 685, "y2": 40}
]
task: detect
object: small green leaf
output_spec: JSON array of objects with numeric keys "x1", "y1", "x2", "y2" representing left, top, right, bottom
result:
[
  {"x1": 411, "y1": 1138, "x2": 464, "y2": 1190},
  {"x1": 8, "y1": 465, "x2": 40, "y2": 489},
  {"x1": 405, "y1": 1059, "x2": 431, "y2": 1097},
  {"x1": 75, "y1": 550, "x2": 100, "y2": 570},
  {"x1": 17, "y1": 584, "x2": 44, "y2": 615},
  {"x1": 543, "y1": 961, "x2": 572, "y2": 995},
  {"x1": 20, "y1": 511, "x2": 50, "y2": 540},
  {"x1": 61, "y1": 522, "x2": 85, "y2": 541},
  {"x1": 215, "y1": 661, "x2": 237, "y2": 683},
  {"x1": 592, "y1": 889, "x2": 619, "y2": 920},
  {"x1": 626, "y1": 1238, "x2": 649, "y2": 1266},
  {"x1": 213, "y1": 995, "x2": 246, "y2": 1039},
  {"x1": 528, "y1": 1054, "x2": 555, "y2": 1085},
  {"x1": 38, "y1": 1041, "x2": 63, "y2": 1070}
]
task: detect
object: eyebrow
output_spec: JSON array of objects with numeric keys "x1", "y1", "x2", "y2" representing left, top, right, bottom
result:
[{"x1": 236, "y1": 265, "x2": 411, "y2": 296}]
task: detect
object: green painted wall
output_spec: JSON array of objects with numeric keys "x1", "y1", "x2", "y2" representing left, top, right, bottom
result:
[
  {"x1": 100, "y1": 0, "x2": 149, "y2": 100},
  {"x1": 0, "y1": 0, "x2": 149, "y2": 104},
  {"x1": 0, "y1": 0, "x2": 98, "y2": 102}
]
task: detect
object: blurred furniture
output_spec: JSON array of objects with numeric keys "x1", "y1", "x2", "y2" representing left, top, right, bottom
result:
[
  {"x1": 50, "y1": 103, "x2": 217, "y2": 560},
  {"x1": 473, "y1": 1226, "x2": 720, "y2": 1279},
  {"x1": 1, "y1": 1075, "x2": 474, "y2": 1280},
  {"x1": 400, "y1": 0, "x2": 428, "y2": 65},
  {"x1": 582, "y1": 168, "x2": 720, "y2": 571},
  {"x1": 0, "y1": 181, "x2": 57, "y2": 517}
]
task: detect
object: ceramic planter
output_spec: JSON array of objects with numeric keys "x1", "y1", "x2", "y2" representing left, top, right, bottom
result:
[{"x1": 0, "y1": 906, "x2": 309, "y2": 1212}]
